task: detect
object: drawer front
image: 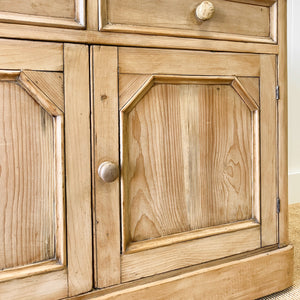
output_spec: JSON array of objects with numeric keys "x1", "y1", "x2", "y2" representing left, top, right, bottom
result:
[
  {"x1": 0, "y1": 0, "x2": 85, "y2": 29},
  {"x1": 100, "y1": 0, "x2": 277, "y2": 43}
]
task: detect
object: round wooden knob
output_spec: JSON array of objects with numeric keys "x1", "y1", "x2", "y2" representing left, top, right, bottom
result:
[
  {"x1": 196, "y1": 1, "x2": 215, "y2": 21},
  {"x1": 98, "y1": 161, "x2": 119, "y2": 183}
]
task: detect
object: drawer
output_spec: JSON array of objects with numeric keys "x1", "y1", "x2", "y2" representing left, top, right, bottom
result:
[
  {"x1": 100, "y1": 0, "x2": 277, "y2": 43},
  {"x1": 0, "y1": 0, "x2": 85, "y2": 29}
]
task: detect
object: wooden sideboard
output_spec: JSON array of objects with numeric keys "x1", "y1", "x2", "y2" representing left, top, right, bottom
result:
[{"x1": 0, "y1": 1, "x2": 293, "y2": 299}]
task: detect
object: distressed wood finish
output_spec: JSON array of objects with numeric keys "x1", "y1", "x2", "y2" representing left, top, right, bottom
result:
[
  {"x1": 278, "y1": 0, "x2": 288, "y2": 246},
  {"x1": 0, "y1": 0, "x2": 85, "y2": 28},
  {"x1": 0, "y1": 40, "x2": 69, "y2": 299},
  {"x1": 0, "y1": 81, "x2": 55, "y2": 269},
  {"x1": 0, "y1": 39, "x2": 63, "y2": 71},
  {"x1": 0, "y1": 22, "x2": 278, "y2": 54},
  {"x1": 237, "y1": 77, "x2": 260, "y2": 106},
  {"x1": 69, "y1": 246, "x2": 293, "y2": 300},
  {"x1": 22, "y1": 71, "x2": 64, "y2": 112},
  {"x1": 119, "y1": 48, "x2": 260, "y2": 76},
  {"x1": 260, "y1": 54, "x2": 278, "y2": 247},
  {"x1": 101, "y1": 0, "x2": 276, "y2": 43},
  {"x1": 0, "y1": 0, "x2": 290, "y2": 298},
  {"x1": 64, "y1": 44, "x2": 93, "y2": 296},
  {"x1": 0, "y1": 268, "x2": 68, "y2": 300},
  {"x1": 121, "y1": 226, "x2": 260, "y2": 282},
  {"x1": 123, "y1": 83, "x2": 254, "y2": 243},
  {"x1": 112, "y1": 51, "x2": 265, "y2": 283},
  {"x1": 92, "y1": 46, "x2": 121, "y2": 288}
]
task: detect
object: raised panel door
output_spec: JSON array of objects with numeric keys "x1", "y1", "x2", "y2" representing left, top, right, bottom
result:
[
  {"x1": 0, "y1": 40, "x2": 92, "y2": 299},
  {"x1": 92, "y1": 46, "x2": 278, "y2": 287}
]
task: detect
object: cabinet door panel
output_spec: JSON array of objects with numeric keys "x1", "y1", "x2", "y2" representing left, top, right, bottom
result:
[
  {"x1": 93, "y1": 46, "x2": 277, "y2": 287},
  {"x1": 123, "y1": 83, "x2": 253, "y2": 243},
  {"x1": 0, "y1": 40, "x2": 92, "y2": 299},
  {"x1": 0, "y1": 80, "x2": 56, "y2": 269}
]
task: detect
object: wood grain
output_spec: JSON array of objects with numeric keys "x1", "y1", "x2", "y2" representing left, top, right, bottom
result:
[
  {"x1": 0, "y1": 22, "x2": 279, "y2": 54},
  {"x1": 278, "y1": 0, "x2": 288, "y2": 247},
  {"x1": 237, "y1": 77, "x2": 260, "y2": 106},
  {"x1": 23, "y1": 71, "x2": 64, "y2": 112},
  {"x1": 87, "y1": 0, "x2": 98, "y2": 30},
  {"x1": 0, "y1": 0, "x2": 86, "y2": 29},
  {"x1": 0, "y1": 0, "x2": 75, "y2": 18},
  {"x1": 105, "y1": 0, "x2": 271, "y2": 41},
  {"x1": 0, "y1": 12, "x2": 84, "y2": 29},
  {"x1": 121, "y1": 227, "x2": 260, "y2": 282},
  {"x1": 92, "y1": 46, "x2": 121, "y2": 288},
  {"x1": 119, "y1": 74, "x2": 152, "y2": 109},
  {"x1": 64, "y1": 44, "x2": 93, "y2": 296},
  {"x1": 119, "y1": 47, "x2": 260, "y2": 76},
  {"x1": 71, "y1": 246, "x2": 293, "y2": 300},
  {"x1": 0, "y1": 268, "x2": 68, "y2": 300},
  {"x1": 122, "y1": 84, "x2": 254, "y2": 243},
  {"x1": 260, "y1": 54, "x2": 277, "y2": 246},
  {"x1": 0, "y1": 39, "x2": 63, "y2": 71},
  {"x1": 0, "y1": 81, "x2": 55, "y2": 269},
  {"x1": 125, "y1": 220, "x2": 259, "y2": 254}
]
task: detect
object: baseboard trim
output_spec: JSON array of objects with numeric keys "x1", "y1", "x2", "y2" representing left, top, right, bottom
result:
[{"x1": 70, "y1": 245, "x2": 294, "y2": 300}]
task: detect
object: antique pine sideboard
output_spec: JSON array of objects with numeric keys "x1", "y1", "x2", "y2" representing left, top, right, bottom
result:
[{"x1": 0, "y1": 0, "x2": 293, "y2": 299}]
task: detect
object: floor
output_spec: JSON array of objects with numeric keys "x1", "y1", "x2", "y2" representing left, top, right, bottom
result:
[{"x1": 260, "y1": 203, "x2": 300, "y2": 299}]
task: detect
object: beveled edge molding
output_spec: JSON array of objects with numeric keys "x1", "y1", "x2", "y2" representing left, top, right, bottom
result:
[
  {"x1": 0, "y1": 70, "x2": 66, "y2": 273},
  {"x1": 0, "y1": 260, "x2": 64, "y2": 284},
  {"x1": 126, "y1": 219, "x2": 260, "y2": 254},
  {"x1": 0, "y1": 0, "x2": 86, "y2": 29},
  {"x1": 99, "y1": 0, "x2": 277, "y2": 44},
  {"x1": 0, "y1": 23, "x2": 279, "y2": 55},
  {"x1": 120, "y1": 75, "x2": 259, "y2": 113},
  {"x1": 120, "y1": 75, "x2": 261, "y2": 253},
  {"x1": 68, "y1": 245, "x2": 294, "y2": 300}
]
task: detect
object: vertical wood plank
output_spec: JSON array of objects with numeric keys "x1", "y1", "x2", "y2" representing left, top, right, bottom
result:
[
  {"x1": 92, "y1": 46, "x2": 120, "y2": 288},
  {"x1": 0, "y1": 82, "x2": 55, "y2": 269},
  {"x1": 260, "y1": 54, "x2": 277, "y2": 246},
  {"x1": 87, "y1": 0, "x2": 98, "y2": 30},
  {"x1": 64, "y1": 43, "x2": 93, "y2": 296},
  {"x1": 99, "y1": 0, "x2": 108, "y2": 29},
  {"x1": 278, "y1": 0, "x2": 288, "y2": 246}
]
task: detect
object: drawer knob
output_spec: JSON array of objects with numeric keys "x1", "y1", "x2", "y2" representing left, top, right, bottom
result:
[
  {"x1": 196, "y1": 1, "x2": 215, "y2": 21},
  {"x1": 98, "y1": 161, "x2": 119, "y2": 183}
]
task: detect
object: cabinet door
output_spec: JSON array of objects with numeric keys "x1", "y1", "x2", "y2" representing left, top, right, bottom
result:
[
  {"x1": 0, "y1": 40, "x2": 92, "y2": 299},
  {"x1": 92, "y1": 46, "x2": 278, "y2": 287}
]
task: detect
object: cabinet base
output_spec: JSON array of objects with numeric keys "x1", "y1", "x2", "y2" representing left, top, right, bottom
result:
[{"x1": 71, "y1": 245, "x2": 294, "y2": 300}]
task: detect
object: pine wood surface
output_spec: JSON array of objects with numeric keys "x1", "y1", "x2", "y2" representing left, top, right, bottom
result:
[
  {"x1": 121, "y1": 226, "x2": 260, "y2": 282},
  {"x1": 260, "y1": 54, "x2": 278, "y2": 246},
  {"x1": 0, "y1": 21, "x2": 278, "y2": 54},
  {"x1": 64, "y1": 44, "x2": 93, "y2": 296},
  {"x1": 237, "y1": 77, "x2": 260, "y2": 106},
  {"x1": 92, "y1": 46, "x2": 121, "y2": 288},
  {"x1": 0, "y1": 0, "x2": 75, "y2": 19},
  {"x1": 23, "y1": 71, "x2": 64, "y2": 112},
  {"x1": 0, "y1": 39, "x2": 63, "y2": 71},
  {"x1": 105, "y1": 0, "x2": 271, "y2": 40},
  {"x1": 278, "y1": 0, "x2": 288, "y2": 246},
  {"x1": 0, "y1": 81, "x2": 55, "y2": 269},
  {"x1": 0, "y1": 0, "x2": 85, "y2": 29},
  {"x1": 123, "y1": 84, "x2": 253, "y2": 243},
  {"x1": 69, "y1": 245, "x2": 293, "y2": 300},
  {"x1": 118, "y1": 47, "x2": 261, "y2": 76}
]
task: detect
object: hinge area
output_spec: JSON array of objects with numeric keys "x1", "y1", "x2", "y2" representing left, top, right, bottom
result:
[
  {"x1": 276, "y1": 85, "x2": 280, "y2": 100},
  {"x1": 276, "y1": 197, "x2": 281, "y2": 213}
]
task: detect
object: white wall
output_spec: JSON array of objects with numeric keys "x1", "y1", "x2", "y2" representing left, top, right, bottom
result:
[{"x1": 288, "y1": 0, "x2": 300, "y2": 203}]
